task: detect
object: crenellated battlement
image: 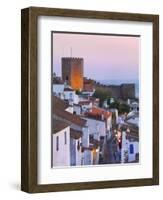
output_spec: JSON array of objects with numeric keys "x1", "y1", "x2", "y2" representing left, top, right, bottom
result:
[{"x1": 62, "y1": 57, "x2": 83, "y2": 61}]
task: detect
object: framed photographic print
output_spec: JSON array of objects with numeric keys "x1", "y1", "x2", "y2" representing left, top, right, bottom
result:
[{"x1": 21, "y1": 7, "x2": 159, "y2": 193}]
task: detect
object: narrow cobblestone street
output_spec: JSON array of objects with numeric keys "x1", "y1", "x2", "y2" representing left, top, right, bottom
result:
[{"x1": 102, "y1": 134, "x2": 121, "y2": 164}]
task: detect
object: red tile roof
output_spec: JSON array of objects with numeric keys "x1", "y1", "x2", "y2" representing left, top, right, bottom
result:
[
  {"x1": 53, "y1": 96, "x2": 69, "y2": 111},
  {"x1": 53, "y1": 95, "x2": 87, "y2": 127},
  {"x1": 86, "y1": 107, "x2": 112, "y2": 120},
  {"x1": 54, "y1": 108, "x2": 87, "y2": 127}
]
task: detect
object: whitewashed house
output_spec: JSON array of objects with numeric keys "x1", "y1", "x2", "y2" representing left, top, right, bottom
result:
[
  {"x1": 53, "y1": 84, "x2": 64, "y2": 99},
  {"x1": 73, "y1": 104, "x2": 82, "y2": 115},
  {"x1": 52, "y1": 119, "x2": 71, "y2": 167},
  {"x1": 86, "y1": 107, "x2": 112, "y2": 138},
  {"x1": 53, "y1": 95, "x2": 93, "y2": 166},
  {"x1": 121, "y1": 127, "x2": 139, "y2": 163},
  {"x1": 130, "y1": 101, "x2": 139, "y2": 112},
  {"x1": 79, "y1": 100, "x2": 93, "y2": 114},
  {"x1": 70, "y1": 129, "x2": 83, "y2": 166},
  {"x1": 82, "y1": 117, "x2": 106, "y2": 139},
  {"x1": 82, "y1": 89, "x2": 95, "y2": 97},
  {"x1": 127, "y1": 140, "x2": 139, "y2": 162},
  {"x1": 63, "y1": 88, "x2": 79, "y2": 104}
]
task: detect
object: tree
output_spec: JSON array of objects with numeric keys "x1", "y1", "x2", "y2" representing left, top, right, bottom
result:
[
  {"x1": 75, "y1": 90, "x2": 82, "y2": 95},
  {"x1": 119, "y1": 103, "x2": 130, "y2": 114},
  {"x1": 109, "y1": 101, "x2": 120, "y2": 109},
  {"x1": 109, "y1": 101, "x2": 130, "y2": 114},
  {"x1": 93, "y1": 88, "x2": 110, "y2": 107}
]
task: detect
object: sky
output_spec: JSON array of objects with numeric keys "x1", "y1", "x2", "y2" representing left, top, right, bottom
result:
[{"x1": 52, "y1": 32, "x2": 140, "y2": 81}]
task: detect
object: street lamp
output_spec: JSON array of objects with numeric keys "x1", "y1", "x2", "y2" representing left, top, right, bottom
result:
[{"x1": 126, "y1": 127, "x2": 130, "y2": 139}]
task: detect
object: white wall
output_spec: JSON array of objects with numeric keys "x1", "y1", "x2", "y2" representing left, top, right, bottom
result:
[
  {"x1": 53, "y1": 84, "x2": 64, "y2": 95},
  {"x1": 128, "y1": 141, "x2": 139, "y2": 162},
  {"x1": 75, "y1": 138, "x2": 82, "y2": 165},
  {"x1": 83, "y1": 117, "x2": 106, "y2": 137},
  {"x1": 0, "y1": 0, "x2": 162, "y2": 200},
  {"x1": 52, "y1": 126, "x2": 70, "y2": 167},
  {"x1": 64, "y1": 91, "x2": 79, "y2": 104}
]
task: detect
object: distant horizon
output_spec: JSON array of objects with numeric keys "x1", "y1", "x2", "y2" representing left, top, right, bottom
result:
[{"x1": 53, "y1": 33, "x2": 140, "y2": 81}]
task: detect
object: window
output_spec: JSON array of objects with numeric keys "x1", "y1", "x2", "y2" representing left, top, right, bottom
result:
[
  {"x1": 69, "y1": 93, "x2": 73, "y2": 99},
  {"x1": 77, "y1": 140, "x2": 80, "y2": 151},
  {"x1": 129, "y1": 144, "x2": 134, "y2": 154},
  {"x1": 56, "y1": 136, "x2": 59, "y2": 151},
  {"x1": 64, "y1": 131, "x2": 67, "y2": 145}
]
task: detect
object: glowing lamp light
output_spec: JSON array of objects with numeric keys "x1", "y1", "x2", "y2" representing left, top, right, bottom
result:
[
  {"x1": 126, "y1": 128, "x2": 130, "y2": 133},
  {"x1": 96, "y1": 149, "x2": 99, "y2": 153}
]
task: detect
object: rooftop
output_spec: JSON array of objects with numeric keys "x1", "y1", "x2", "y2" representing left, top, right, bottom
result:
[
  {"x1": 53, "y1": 96, "x2": 69, "y2": 111},
  {"x1": 64, "y1": 88, "x2": 74, "y2": 92},
  {"x1": 53, "y1": 95, "x2": 87, "y2": 127},
  {"x1": 54, "y1": 108, "x2": 87, "y2": 127},
  {"x1": 53, "y1": 119, "x2": 70, "y2": 134},
  {"x1": 86, "y1": 107, "x2": 112, "y2": 120}
]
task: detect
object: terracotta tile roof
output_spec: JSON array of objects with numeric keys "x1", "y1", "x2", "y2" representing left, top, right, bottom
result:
[
  {"x1": 70, "y1": 128, "x2": 82, "y2": 139},
  {"x1": 53, "y1": 95, "x2": 69, "y2": 111},
  {"x1": 53, "y1": 95, "x2": 87, "y2": 127},
  {"x1": 86, "y1": 107, "x2": 112, "y2": 120},
  {"x1": 54, "y1": 108, "x2": 87, "y2": 127},
  {"x1": 53, "y1": 119, "x2": 70, "y2": 134}
]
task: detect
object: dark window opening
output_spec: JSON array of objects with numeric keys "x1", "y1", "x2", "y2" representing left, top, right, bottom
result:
[
  {"x1": 64, "y1": 132, "x2": 67, "y2": 145},
  {"x1": 130, "y1": 144, "x2": 134, "y2": 154},
  {"x1": 56, "y1": 136, "x2": 59, "y2": 151}
]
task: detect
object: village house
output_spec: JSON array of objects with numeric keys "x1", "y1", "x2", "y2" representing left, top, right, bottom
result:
[
  {"x1": 89, "y1": 96, "x2": 100, "y2": 107},
  {"x1": 53, "y1": 96, "x2": 95, "y2": 166},
  {"x1": 86, "y1": 107, "x2": 112, "y2": 138},
  {"x1": 72, "y1": 104, "x2": 82, "y2": 115},
  {"x1": 53, "y1": 80, "x2": 79, "y2": 105},
  {"x1": 121, "y1": 129, "x2": 139, "y2": 163},
  {"x1": 52, "y1": 119, "x2": 71, "y2": 167},
  {"x1": 79, "y1": 100, "x2": 93, "y2": 114},
  {"x1": 63, "y1": 87, "x2": 79, "y2": 104}
]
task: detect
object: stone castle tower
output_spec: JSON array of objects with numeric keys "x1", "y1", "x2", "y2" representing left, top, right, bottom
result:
[{"x1": 62, "y1": 57, "x2": 84, "y2": 90}]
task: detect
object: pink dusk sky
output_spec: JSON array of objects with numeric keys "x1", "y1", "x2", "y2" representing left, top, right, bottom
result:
[{"x1": 52, "y1": 32, "x2": 140, "y2": 81}]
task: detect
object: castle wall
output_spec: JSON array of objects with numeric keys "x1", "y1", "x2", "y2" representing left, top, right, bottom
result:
[
  {"x1": 120, "y1": 84, "x2": 135, "y2": 99},
  {"x1": 95, "y1": 82, "x2": 135, "y2": 99}
]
